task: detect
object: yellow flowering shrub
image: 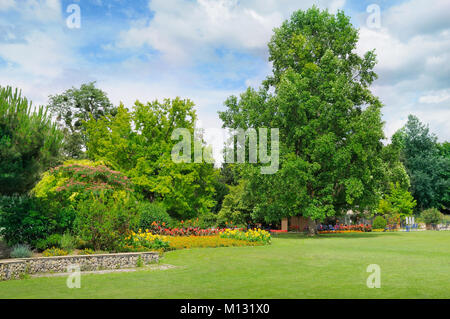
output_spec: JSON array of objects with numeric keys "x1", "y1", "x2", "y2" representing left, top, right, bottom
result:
[{"x1": 220, "y1": 228, "x2": 271, "y2": 244}]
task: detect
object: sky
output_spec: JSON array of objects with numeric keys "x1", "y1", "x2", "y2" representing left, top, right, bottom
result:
[{"x1": 0, "y1": 0, "x2": 449, "y2": 163}]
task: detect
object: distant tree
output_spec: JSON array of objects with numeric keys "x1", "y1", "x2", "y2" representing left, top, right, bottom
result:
[
  {"x1": 0, "y1": 86, "x2": 63, "y2": 195},
  {"x1": 395, "y1": 115, "x2": 449, "y2": 211},
  {"x1": 379, "y1": 182, "x2": 416, "y2": 218},
  {"x1": 48, "y1": 82, "x2": 116, "y2": 159},
  {"x1": 219, "y1": 7, "x2": 385, "y2": 234}
]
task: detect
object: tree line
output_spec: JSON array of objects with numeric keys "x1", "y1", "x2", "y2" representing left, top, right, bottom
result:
[{"x1": 0, "y1": 7, "x2": 448, "y2": 240}]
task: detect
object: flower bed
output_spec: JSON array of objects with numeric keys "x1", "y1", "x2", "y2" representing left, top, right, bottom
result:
[
  {"x1": 220, "y1": 228, "x2": 271, "y2": 244},
  {"x1": 146, "y1": 222, "x2": 233, "y2": 236},
  {"x1": 121, "y1": 228, "x2": 271, "y2": 251},
  {"x1": 318, "y1": 224, "x2": 372, "y2": 234}
]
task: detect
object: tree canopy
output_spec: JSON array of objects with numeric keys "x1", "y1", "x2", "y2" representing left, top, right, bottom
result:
[
  {"x1": 48, "y1": 82, "x2": 116, "y2": 159},
  {"x1": 0, "y1": 86, "x2": 63, "y2": 195},
  {"x1": 394, "y1": 115, "x2": 450, "y2": 211},
  {"x1": 84, "y1": 98, "x2": 217, "y2": 219},
  {"x1": 219, "y1": 7, "x2": 386, "y2": 228}
]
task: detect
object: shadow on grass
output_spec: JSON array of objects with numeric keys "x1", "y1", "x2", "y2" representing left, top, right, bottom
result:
[{"x1": 272, "y1": 231, "x2": 403, "y2": 240}]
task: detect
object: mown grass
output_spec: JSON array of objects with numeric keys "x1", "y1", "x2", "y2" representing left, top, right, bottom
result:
[{"x1": 0, "y1": 231, "x2": 448, "y2": 298}]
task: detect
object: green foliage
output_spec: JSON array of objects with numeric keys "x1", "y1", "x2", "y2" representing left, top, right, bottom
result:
[
  {"x1": 35, "y1": 234, "x2": 63, "y2": 251},
  {"x1": 395, "y1": 115, "x2": 450, "y2": 211},
  {"x1": 48, "y1": 82, "x2": 116, "y2": 159},
  {"x1": 0, "y1": 86, "x2": 63, "y2": 195},
  {"x1": 379, "y1": 183, "x2": 416, "y2": 219},
  {"x1": 372, "y1": 216, "x2": 387, "y2": 230},
  {"x1": 137, "y1": 202, "x2": 173, "y2": 230},
  {"x1": 420, "y1": 208, "x2": 443, "y2": 225},
  {"x1": 217, "y1": 180, "x2": 253, "y2": 227},
  {"x1": 219, "y1": 7, "x2": 385, "y2": 224},
  {"x1": 32, "y1": 159, "x2": 133, "y2": 202},
  {"x1": 84, "y1": 99, "x2": 217, "y2": 220},
  {"x1": 0, "y1": 195, "x2": 59, "y2": 246},
  {"x1": 196, "y1": 212, "x2": 218, "y2": 229},
  {"x1": 10, "y1": 244, "x2": 33, "y2": 258},
  {"x1": 60, "y1": 233, "x2": 77, "y2": 252},
  {"x1": 74, "y1": 194, "x2": 140, "y2": 251}
]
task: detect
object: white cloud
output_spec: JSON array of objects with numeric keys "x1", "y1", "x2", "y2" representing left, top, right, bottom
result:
[
  {"x1": 117, "y1": 0, "x2": 346, "y2": 64},
  {"x1": 356, "y1": 0, "x2": 450, "y2": 141},
  {"x1": 0, "y1": 0, "x2": 15, "y2": 11}
]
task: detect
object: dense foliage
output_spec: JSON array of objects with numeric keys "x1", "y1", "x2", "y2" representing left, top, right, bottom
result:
[
  {"x1": 0, "y1": 86, "x2": 63, "y2": 195},
  {"x1": 372, "y1": 216, "x2": 387, "y2": 230},
  {"x1": 219, "y1": 7, "x2": 385, "y2": 231},
  {"x1": 394, "y1": 115, "x2": 450, "y2": 211},
  {"x1": 48, "y1": 82, "x2": 116, "y2": 159},
  {"x1": 84, "y1": 99, "x2": 217, "y2": 220},
  {"x1": 420, "y1": 208, "x2": 443, "y2": 225}
]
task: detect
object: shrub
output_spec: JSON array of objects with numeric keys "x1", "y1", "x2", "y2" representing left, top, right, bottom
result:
[
  {"x1": 60, "y1": 233, "x2": 77, "y2": 252},
  {"x1": 420, "y1": 208, "x2": 443, "y2": 225},
  {"x1": 121, "y1": 230, "x2": 170, "y2": 252},
  {"x1": 74, "y1": 195, "x2": 140, "y2": 251},
  {"x1": 42, "y1": 247, "x2": 69, "y2": 257},
  {"x1": 137, "y1": 202, "x2": 173, "y2": 230},
  {"x1": 80, "y1": 248, "x2": 95, "y2": 255},
  {"x1": 0, "y1": 195, "x2": 53, "y2": 246},
  {"x1": 373, "y1": 216, "x2": 387, "y2": 230},
  {"x1": 35, "y1": 234, "x2": 63, "y2": 251},
  {"x1": 10, "y1": 244, "x2": 33, "y2": 258},
  {"x1": 197, "y1": 212, "x2": 218, "y2": 229},
  {"x1": 220, "y1": 228, "x2": 271, "y2": 244}
]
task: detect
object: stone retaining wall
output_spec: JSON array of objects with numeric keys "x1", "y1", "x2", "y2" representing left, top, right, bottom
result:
[{"x1": 0, "y1": 251, "x2": 159, "y2": 281}]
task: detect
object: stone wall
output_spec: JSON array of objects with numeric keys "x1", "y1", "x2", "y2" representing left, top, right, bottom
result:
[{"x1": 0, "y1": 251, "x2": 159, "y2": 281}]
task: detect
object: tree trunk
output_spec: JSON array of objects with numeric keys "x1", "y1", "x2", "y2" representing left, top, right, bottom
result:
[{"x1": 307, "y1": 218, "x2": 317, "y2": 236}]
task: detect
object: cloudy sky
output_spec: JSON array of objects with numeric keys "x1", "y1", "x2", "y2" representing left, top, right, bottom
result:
[{"x1": 0, "y1": 0, "x2": 449, "y2": 162}]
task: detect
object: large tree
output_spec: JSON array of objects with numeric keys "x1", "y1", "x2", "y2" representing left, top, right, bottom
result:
[
  {"x1": 394, "y1": 115, "x2": 449, "y2": 211},
  {"x1": 0, "y1": 86, "x2": 63, "y2": 195},
  {"x1": 84, "y1": 98, "x2": 217, "y2": 220},
  {"x1": 219, "y1": 7, "x2": 386, "y2": 234},
  {"x1": 48, "y1": 82, "x2": 116, "y2": 159}
]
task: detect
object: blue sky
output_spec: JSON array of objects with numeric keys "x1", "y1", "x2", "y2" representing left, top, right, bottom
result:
[{"x1": 0, "y1": 0, "x2": 449, "y2": 161}]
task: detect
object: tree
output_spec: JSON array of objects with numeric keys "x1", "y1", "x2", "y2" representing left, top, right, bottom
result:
[
  {"x1": 84, "y1": 98, "x2": 217, "y2": 220},
  {"x1": 48, "y1": 82, "x2": 116, "y2": 159},
  {"x1": 217, "y1": 180, "x2": 255, "y2": 227},
  {"x1": 0, "y1": 86, "x2": 63, "y2": 195},
  {"x1": 219, "y1": 7, "x2": 385, "y2": 234},
  {"x1": 395, "y1": 115, "x2": 449, "y2": 211},
  {"x1": 378, "y1": 182, "x2": 416, "y2": 219}
]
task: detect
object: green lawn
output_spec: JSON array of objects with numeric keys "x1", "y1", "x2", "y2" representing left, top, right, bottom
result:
[{"x1": 1, "y1": 231, "x2": 449, "y2": 298}]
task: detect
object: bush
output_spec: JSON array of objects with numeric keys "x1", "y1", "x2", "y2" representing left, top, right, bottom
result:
[
  {"x1": 10, "y1": 244, "x2": 33, "y2": 258},
  {"x1": 137, "y1": 202, "x2": 173, "y2": 230},
  {"x1": 60, "y1": 233, "x2": 77, "y2": 252},
  {"x1": 373, "y1": 216, "x2": 387, "y2": 230},
  {"x1": 420, "y1": 208, "x2": 443, "y2": 225},
  {"x1": 74, "y1": 195, "x2": 140, "y2": 251},
  {"x1": 197, "y1": 212, "x2": 218, "y2": 229},
  {"x1": 35, "y1": 234, "x2": 63, "y2": 251},
  {"x1": 42, "y1": 247, "x2": 68, "y2": 257},
  {"x1": 0, "y1": 195, "x2": 53, "y2": 246}
]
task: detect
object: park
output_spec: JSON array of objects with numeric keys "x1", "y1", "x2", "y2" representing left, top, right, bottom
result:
[{"x1": 0, "y1": 4, "x2": 449, "y2": 300}]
